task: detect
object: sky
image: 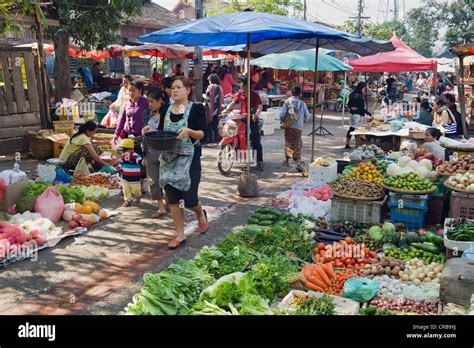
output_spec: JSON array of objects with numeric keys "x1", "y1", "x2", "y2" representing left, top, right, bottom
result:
[{"x1": 155, "y1": 0, "x2": 427, "y2": 26}]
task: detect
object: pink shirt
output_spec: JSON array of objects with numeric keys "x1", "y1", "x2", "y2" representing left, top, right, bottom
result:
[{"x1": 221, "y1": 73, "x2": 237, "y2": 96}]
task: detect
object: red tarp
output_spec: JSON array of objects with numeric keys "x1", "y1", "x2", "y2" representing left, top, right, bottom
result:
[{"x1": 349, "y1": 34, "x2": 437, "y2": 73}]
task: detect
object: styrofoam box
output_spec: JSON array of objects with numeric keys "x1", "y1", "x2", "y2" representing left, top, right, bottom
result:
[
  {"x1": 259, "y1": 111, "x2": 275, "y2": 124},
  {"x1": 262, "y1": 123, "x2": 275, "y2": 135},
  {"x1": 309, "y1": 162, "x2": 337, "y2": 183}
]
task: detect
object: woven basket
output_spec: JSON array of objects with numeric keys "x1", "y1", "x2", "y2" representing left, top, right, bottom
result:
[
  {"x1": 443, "y1": 182, "x2": 473, "y2": 194},
  {"x1": 381, "y1": 183, "x2": 436, "y2": 195},
  {"x1": 28, "y1": 130, "x2": 54, "y2": 160},
  {"x1": 436, "y1": 167, "x2": 469, "y2": 177},
  {"x1": 332, "y1": 191, "x2": 385, "y2": 201}
]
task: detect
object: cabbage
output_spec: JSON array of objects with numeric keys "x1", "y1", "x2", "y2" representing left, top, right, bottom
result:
[
  {"x1": 407, "y1": 160, "x2": 420, "y2": 170},
  {"x1": 419, "y1": 159, "x2": 433, "y2": 171},
  {"x1": 368, "y1": 225, "x2": 384, "y2": 242},
  {"x1": 398, "y1": 156, "x2": 412, "y2": 167},
  {"x1": 415, "y1": 166, "x2": 430, "y2": 179},
  {"x1": 387, "y1": 163, "x2": 401, "y2": 177}
]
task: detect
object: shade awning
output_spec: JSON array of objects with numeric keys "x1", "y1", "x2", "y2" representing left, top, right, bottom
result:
[{"x1": 348, "y1": 34, "x2": 437, "y2": 72}]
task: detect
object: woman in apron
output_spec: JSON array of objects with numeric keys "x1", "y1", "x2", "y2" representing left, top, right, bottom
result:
[{"x1": 158, "y1": 76, "x2": 208, "y2": 249}]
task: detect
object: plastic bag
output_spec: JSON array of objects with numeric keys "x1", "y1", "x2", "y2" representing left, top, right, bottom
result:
[
  {"x1": 35, "y1": 164, "x2": 56, "y2": 183},
  {"x1": 100, "y1": 110, "x2": 119, "y2": 128},
  {"x1": 73, "y1": 158, "x2": 91, "y2": 177},
  {"x1": 343, "y1": 277, "x2": 379, "y2": 303},
  {"x1": 461, "y1": 243, "x2": 474, "y2": 260},
  {"x1": 0, "y1": 163, "x2": 27, "y2": 185},
  {"x1": 34, "y1": 187, "x2": 65, "y2": 223},
  {"x1": 54, "y1": 167, "x2": 72, "y2": 183},
  {"x1": 99, "y1": 165, "x2": 116, "y2": 174}
]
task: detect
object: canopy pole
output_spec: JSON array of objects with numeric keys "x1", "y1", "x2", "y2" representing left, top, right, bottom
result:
[
  {"x1": 455, "y1": 56, "x2": 468, "y2": 138},
  {"x1": 247, "y1": 33, "x2": 251, "y2": 174},
  {"x1": 311, "y1": 39, "x2": 320, "y2": 163},
  {"x1": 341, "y1": 71, "x2": 347, "y2": 140}
]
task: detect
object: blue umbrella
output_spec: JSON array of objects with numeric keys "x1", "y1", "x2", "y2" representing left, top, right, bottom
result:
[
  {"x1": 139, "y1": 12, "x2": 394, "y2": 168},
  {"x1": 251, "y1": 49, "x2": 352, "y2": 72}
]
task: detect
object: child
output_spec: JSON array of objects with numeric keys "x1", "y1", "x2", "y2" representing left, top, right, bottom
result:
[
  {"x1": 422, "y1": 128, "x2": 446, "y2": 161},
  {"x1": 118, "y1": 138, "x2": 143, "y2": 207}
]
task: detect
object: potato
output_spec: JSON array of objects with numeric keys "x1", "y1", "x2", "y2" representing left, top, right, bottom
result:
[
  {"x1": 385, "y1": 266, "x2": 392, "y2": 275},
  {"x1": 389, "y1": 261, "x2": 398, "y2": 268},
  {"x1": 381, "y1": 260, "x2": 389, "y2": 267},
  {"x1": 391, "y1": 266, "x2": 401, "y2": 276}
]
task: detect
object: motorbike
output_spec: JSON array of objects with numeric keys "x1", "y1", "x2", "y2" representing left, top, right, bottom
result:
[{"x1": 217, "y1": 111, "x2": 256, "y2": 176}]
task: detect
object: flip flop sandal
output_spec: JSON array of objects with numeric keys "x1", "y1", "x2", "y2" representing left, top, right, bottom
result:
[
  {"x1": 198, "y1": 210, "x2": 209, "y2": 234},
  {"x1": 152, "y1": 210, "x2": 165, "y2": 218},
  {"x1": 168, "y1": 238, "x2": 187, "y2": 250}
]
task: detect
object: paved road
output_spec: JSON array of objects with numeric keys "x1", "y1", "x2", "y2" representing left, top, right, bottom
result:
[{"x1": 0, "y1": 108, "x2": 351, "y2": 315}]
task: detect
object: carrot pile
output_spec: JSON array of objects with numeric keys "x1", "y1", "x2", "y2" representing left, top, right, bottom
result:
[
  {"x1": 300, "y1": 264, "x2": 362, "y2": 296},
  {"x1": 313, "y1": 237, "x2": 380, "y2": 269}
]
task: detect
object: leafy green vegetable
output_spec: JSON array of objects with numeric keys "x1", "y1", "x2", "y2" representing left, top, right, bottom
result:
[
  {"x1": 80, "y1": 185, "x2": 109, "y2": 202},
  {"x1": 122, "y1": 259, "x2": 214, "y2": 315},
  {"x1": 55, "y1": 185, "x2": 84, "y2": 204},
  {"x1": 249, "y1": 255, "x2": 298, "y2": 301},
  {"x1": 16, "y1": 196, "x2": 37, "y2": 213},
  {"x1": 293, "y1": 294, "x2": 335, "y2": 315},
  {"x1": 23, "y1": 182, "x2": 51, "y2": 197},
  {"x1": 197, "y1": 273, "x2": 271, "y2": 315}
]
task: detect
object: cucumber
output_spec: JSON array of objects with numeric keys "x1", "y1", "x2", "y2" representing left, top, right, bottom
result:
[
  {"x1": 419, "y1": 235, "x2": 428, "y2": 243},
  {"x1": 425, "y1": 231, "x2": 444, "y2": 247},
  {"x1": 266, "y1": 209, "x2": 283, "y2": 217},
  {"x1": 255, "y1": 207, "x2": 272, "y2": 214},
  {"x1": 253, "y1": 213, "x2": 275, "y2": 221},
  {"x1": 258, "y1": 220, "x2": 273, "y2": 226},
  {"x1": 280, "y1": 212, "x2": 292, "y2": 220},
  {"x1": 247, "y1": 218, "x2": 259, "y2": 224},
  {"x1": 411, "y1": 242, "x2": 440, "y2": 255}
]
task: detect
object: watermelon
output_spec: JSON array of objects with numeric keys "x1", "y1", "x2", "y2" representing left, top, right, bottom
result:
[
  {"x1": 405, "y1": 232, "x2": 419, "y2": 244},
  {"x1": 383, "y1": 232, "x2": 400, "y2": 244}
]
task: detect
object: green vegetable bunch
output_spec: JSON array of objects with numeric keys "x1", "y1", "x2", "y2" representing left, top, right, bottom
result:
[
  {"x1": 447, "y1": 222, "x2": 474, "y2": 242},
  {"x1": 23, "y1": 182, "x2": 51, "y2": 197},
  {"x1": 293, "y1": 294, "x2": 335, "y2": 315}
]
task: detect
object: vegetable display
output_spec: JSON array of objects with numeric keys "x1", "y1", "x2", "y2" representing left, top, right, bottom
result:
[
  {"x1": 384, "y1": 246, "x2": 445, "y2": 265},
  {"x1": 383, "y1": 173, "x2": 434, "y2": 192},
  {"x1": 347, "y1": 144, "x2": 384, "y2": 161},
  {"x1": 358, "y1": 306, "x2": 394, "y2": 315},
  {"x1": 263, "y1": 197, "x2": 291, "y2": 209},
  {"x1": 361, "y1": 257, "x2": 405, "y2": 279},
  {"x1": 369, "y1": 296, "x2": 439, "y2": 315},
  {"x1": 386, "y1": 155, "x2": 438, "y2": 180},
  {"x1": 312, "y1": 238, "x2": 380, "y2": 269},
  {"x1": 331, "y1": 178, "x2": 384, "y2": 199},
  {"x1": 398, "y1": 258, "x2": 443, "y2": 284},
  {"x1": 300, "y1": 263, "x2": 362, "y2": 296},
  {"x1": 446, "y1": 221, "x2": 474, "y2": 242},
  {"x1": 70, "y1": 174, "x2": 120, "y2": 189},
  {"x1": 445, "y1": 172, "x2": 474, "y2": 192},
  {"x1": 291, "y1": 294, "x2": 336, "y2": 315},
  {"x1": 437, "y1": 155, "x2": 474, "y2": 176},
  {"x1": 80, "y1": 185, "x2": 110, "y2": 202}
]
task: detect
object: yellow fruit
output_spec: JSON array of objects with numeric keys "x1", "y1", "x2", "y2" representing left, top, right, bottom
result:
[{"x1": 83, "y1": 200, "x2": 100, "y2": 214}]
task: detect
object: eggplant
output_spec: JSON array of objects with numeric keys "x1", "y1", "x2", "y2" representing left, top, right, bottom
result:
[
  {"x1": 317, "y1": 233, "x2": 345, "y2": 241},
  {"x1": 316, "y1": 229, "x2": 345, "y2": 237}
]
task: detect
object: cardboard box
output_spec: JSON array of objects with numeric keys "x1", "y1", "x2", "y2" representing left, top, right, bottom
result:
[
  {"x1": 0, "y1": 177, "x2": 29, "y2": 211},
  {"x1": 47, "y1": 134, "x2": 70, "y2": 158}
]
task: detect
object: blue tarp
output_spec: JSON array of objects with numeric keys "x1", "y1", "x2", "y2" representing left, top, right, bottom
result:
[{"x1": 139, "y1": 12, "x2": 394, "y2": 57}]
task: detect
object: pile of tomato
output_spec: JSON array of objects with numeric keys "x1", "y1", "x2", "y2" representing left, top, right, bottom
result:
[{"x1": 313, "y1": 237, "x2": 380, "y2": 269}]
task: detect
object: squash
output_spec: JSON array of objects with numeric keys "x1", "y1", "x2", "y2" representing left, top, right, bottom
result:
[
  {"x1": 83, "y1": 200, "x2": 100, "y2": 214},
  {"x1": 75, "y1": 204, "x2": 92, "y2": 214}
]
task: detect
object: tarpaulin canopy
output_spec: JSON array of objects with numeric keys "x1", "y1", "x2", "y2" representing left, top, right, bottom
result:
[
  {"x1": 15, "y1": 43, "x2": 109, "y2": 60},
  {"x1": 108, "y1": 44, "x2": 228, "y2": 59},
  {"x1": 348, "y1": 35, "x2": 437, "y2": 72},
  {"x1": 251, "y1": 49, "x2": 352, "y2": 71}
]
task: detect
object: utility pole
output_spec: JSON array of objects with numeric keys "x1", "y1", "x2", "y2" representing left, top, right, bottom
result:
[
  {"x1": 194, "y1": 0, "x2": 203, "y2": 102},
  {"x1": 393, "y1": 0, "x2": 398, "y2": 22},
  {"x1": 303, "y1": 0, "x2": 307, "y2": 20},
  {"x1": 349, "y1": 0, "x2": 369, "y2": 36}
]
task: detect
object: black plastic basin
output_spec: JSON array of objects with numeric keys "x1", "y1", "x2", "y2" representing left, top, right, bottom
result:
[{"x1": 144, "y1": 131, "x2": 178, "y2": 151}]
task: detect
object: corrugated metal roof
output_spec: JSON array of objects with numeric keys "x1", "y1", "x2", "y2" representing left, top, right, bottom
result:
[{"x1": 127, "y1": 3, "x2": 185, "y2": 28}]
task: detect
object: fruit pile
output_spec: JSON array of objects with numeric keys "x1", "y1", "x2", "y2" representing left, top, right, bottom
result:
[
  {"x1": 383, "y1": 173, "x2": 433, "y2": 191},
  {"x1": 384, "y1": 247, "x2": 445, "y2": 265},
  {"x1": 346, "y1": 162, "x2": 384, "y2": 184},
  {"x1": 0, "y1": 221, "x2": 46, "y2": 260},
  {"x1": 62, "y1": 201, "x2": 107, "y2": 230}
]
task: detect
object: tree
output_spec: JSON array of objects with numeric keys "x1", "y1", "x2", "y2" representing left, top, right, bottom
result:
[
  {"x1": 440, "y1": 0, "x2": 474, "y2": 47},
  {"x1": 406, "y1": 6, "x2": 439, "y2": 57},
  {"x1": 52, "y1": 0, "x2": 150, "y2": 100},
  {"x1": 368, "y1": 20, "x2": 409, "y2": 41},
  {"x1": 337, "y1": 19, "x2": 373, "y2": 37},
  {"x1": 210, "y1": 0, "x2": 302, "y2": 16}
]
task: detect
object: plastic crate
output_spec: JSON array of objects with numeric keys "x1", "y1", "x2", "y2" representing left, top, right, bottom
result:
[
  {"x1": 309, "y1": 162, "x2": 337, "y2": 183},
  {"x1": 426, "y1": 195, "x2": 448, "y2": 225},
  {"x1": 433, "y1": 177, "x2": 448, "y2": 197},
  {"x1": 95, "y1": 110, "x2": 108, "y2": 125},
  {"x1": 388, "y1": 202, "x2": 427, "y2": 231},
  {"x1": 388, "y1": 192, "x2": 429, "y2": 208},
  {"x1": 331, "y1": 197, "x2": 384, "y2": 224},
  {"x1": 450, "y1": 191, "x2": 474, "y2": 220}
]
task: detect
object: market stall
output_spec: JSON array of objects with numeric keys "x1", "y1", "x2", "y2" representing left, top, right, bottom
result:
[{"x1": 120, "y1": 144, "x2": 474, "y2": 315}]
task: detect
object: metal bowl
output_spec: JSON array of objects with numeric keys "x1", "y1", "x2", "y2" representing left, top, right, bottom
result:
[{"x1": 144, "y1": 131, "x2": 179, "y2": 151}]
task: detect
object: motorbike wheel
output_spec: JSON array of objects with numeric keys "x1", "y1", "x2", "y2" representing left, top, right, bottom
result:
[
  {"x1": 334, "y1": 100, "x2": 343, "y2": 112},
  {"x1": 217, "y1": 144, "x2": 234, "y2": 176}
]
